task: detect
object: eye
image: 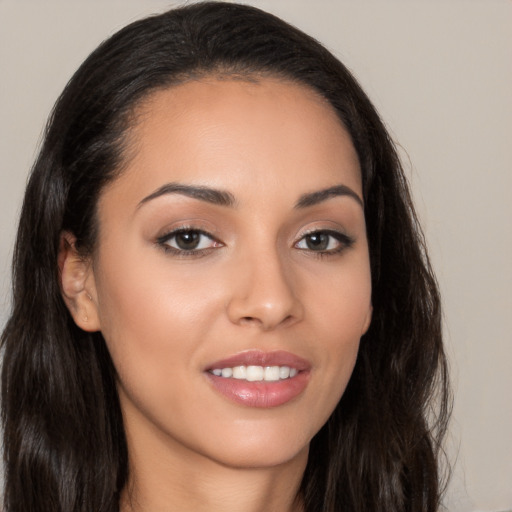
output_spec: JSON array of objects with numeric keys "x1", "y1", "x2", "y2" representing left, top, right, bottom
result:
[
  {"x1": 157, "y1": 228, "x2": 221, "y2": 255},
  {"x1": 295, "y1": 230, "x2": 354, "y2": 255}
]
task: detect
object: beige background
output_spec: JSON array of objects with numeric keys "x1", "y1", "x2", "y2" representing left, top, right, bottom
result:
[{"x1": 1, "y1": 1, "x2": 511, "y2": 510}]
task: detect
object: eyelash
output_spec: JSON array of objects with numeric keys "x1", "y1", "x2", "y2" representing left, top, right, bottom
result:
[
  {"x1": 295, "y1": 229, "x2": 355, "y2": 258},
  {"x1": 156, "y1": 227, "x2": 355, "y2": 258},
  {"x1": 156, "y1": 227, "x2": 221, "y2": 258}
]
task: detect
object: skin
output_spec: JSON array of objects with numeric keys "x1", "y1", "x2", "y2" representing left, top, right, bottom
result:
[{"x1": 60, "y1": 77, "x2": 372, "y2": 512}]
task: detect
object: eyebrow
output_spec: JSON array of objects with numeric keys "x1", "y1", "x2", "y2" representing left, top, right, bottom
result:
[
  {"x1": 137, "y1": 183, "x2": 236, "y2": 209},
  {"x1": 295, "y1": 185, "x2": 363, "y2": 209},
  {"x1": 137, "y1": 182, "x2": 363, "y2": 210}
]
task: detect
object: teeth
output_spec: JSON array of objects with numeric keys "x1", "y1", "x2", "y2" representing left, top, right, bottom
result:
[
  {"x1": 210, "y1": 365, "x2": 298, "y2": 381},
  {"x1": 246, "y1": 365, "x2": 264, "y2": 381},
  {"x1": 232, "y1": 366, "x2": 247, "y2": 379},
  {"x1": 279, "y1": 366, "x2": 290, "y2": 379},
  {"x1": 221, "y1": 367, "x2": 233, "y2": 378},
  {"x1": 264, "y1": 366, "x2": 280, "y2": 381}
]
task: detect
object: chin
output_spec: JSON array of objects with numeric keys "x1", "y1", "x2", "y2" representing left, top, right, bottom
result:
[
  {"x1": 193, "y1": 418, "x2": 315, "y2": 470},
  {"x1": 213, "y1": 440, "x2": 309, "y2": 471}
]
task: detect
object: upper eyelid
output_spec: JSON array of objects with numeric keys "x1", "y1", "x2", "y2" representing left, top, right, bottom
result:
[
  {"x1": 298, "y1": 227, "x2": 339, "y2": 236},
  {"x1": 156, "y1": 225, "x2": 218, "y2": 242},
  {"x1": 295, "y1": 228, "x2": 355, "y2": 247},
  {"x1": 295, "y1": 227, "x2": 351, "y2": 241}
]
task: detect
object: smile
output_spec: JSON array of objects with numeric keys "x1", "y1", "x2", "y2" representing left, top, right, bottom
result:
[
  {"x1": 210, "y1": 365, "x2": 298, "y2": 381},
  {"x1": 205, "y1": 350, "x2": 311, "y2": 408}
]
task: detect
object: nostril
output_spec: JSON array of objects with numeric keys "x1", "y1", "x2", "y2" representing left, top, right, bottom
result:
[
  {"x1": 241, "y1": 316, "x2": 258, "y2": 324},
  {"x1": 239, "y1": 314, "x2": 295, "y2": 329}
]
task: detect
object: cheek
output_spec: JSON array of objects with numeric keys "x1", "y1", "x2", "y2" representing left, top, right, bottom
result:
[
  {"x1": 301, "y1": 253, "x2": 371, "y2": 406},
  {"x1": 93, "y1": 246, "x2": 256, "y2": 416},
  {"x1": 92, "y1": 248, "x2": 220, "y2": 373},
  {"x1": 92, "y1": 253, "x2": 225, "y2": 431},
  {"x1": 304, "y1": 249, "x2": 372, "y2": 337}
]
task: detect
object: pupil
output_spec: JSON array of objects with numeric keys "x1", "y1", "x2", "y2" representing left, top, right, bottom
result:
[
  {"x1": 306, "y1": 233, "x2": 329, "y2": 251},
  {"x1": 176, "y1": 231, "x2": 200, "y2": 250}
]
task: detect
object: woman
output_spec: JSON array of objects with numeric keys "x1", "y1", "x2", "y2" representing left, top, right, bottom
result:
[{"x1": 1, "y1": 2, "x2": 450, "y2": 511}]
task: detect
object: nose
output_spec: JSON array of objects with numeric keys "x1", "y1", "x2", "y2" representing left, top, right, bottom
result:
[{"x1": 226, "y1": 249, "x2": 304, "y2": 331}]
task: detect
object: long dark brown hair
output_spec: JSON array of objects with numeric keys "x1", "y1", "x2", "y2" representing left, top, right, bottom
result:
[{"x1": 1, "y1": 3, "x2": 450, "y2": 511}]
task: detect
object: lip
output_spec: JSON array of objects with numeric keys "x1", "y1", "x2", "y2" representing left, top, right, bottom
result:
[
  {"x1": 204, "y1": 350, "x2": 311, "y2": 408},
  {"x1": 205, "y1": 350, "x2": 311, "y2": 372}
]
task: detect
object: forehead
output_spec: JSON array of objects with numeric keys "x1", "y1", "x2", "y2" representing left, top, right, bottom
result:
[{"x1": 101, "y1": 77, "x2": 362, "y2": 209}]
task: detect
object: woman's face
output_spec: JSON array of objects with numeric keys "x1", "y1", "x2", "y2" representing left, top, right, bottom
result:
[{"x1": 86, "y1": 78, "x2": 372, "y2": 469}]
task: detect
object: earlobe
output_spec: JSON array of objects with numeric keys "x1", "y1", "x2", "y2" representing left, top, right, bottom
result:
[{"x1": 58, "y1": 232, "x2": 101, "y2": 332}]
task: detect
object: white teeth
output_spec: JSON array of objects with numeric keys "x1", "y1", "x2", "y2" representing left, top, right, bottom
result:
[
  {"x1": 232, "y1": 366, "x2": 247, "y2": 379},
  {"x1": 264, "y1": 366, "x2": 280, "y2": 381},
  {"x1": 210, "y1": 365, "x2": 299, "y2": 381},
  {"x1": 279, "y1": 366, "x2": 290, "y2": 379},
  {"x1": 221, "y1": 367, "x2": 233, "y2": 378},
  {"x1": 246, "y1": 365, "x2": 264, "y2": 381}
]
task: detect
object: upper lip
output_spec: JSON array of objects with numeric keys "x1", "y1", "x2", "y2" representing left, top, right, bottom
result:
[{"x1": 205, "y1": 350, "x2": 311, "y2": 371}]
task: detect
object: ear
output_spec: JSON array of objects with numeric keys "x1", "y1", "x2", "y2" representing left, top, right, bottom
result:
[{"x1": 58, "y1": 232, "x2": 100, "y2": 332}]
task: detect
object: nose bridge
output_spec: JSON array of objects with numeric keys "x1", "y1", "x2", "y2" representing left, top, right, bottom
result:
[{"x1": 226, "y1": 239, "x2": 302, "y2": 329}]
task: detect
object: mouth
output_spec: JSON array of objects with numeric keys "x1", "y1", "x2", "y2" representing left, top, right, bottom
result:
[{"x1": 205, "y1": 350, "x2": 311, "y2": 408}]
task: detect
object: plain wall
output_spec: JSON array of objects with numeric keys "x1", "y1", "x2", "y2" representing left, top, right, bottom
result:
[{"x1": 1, "y1": 1, "x2": 511, "y2": 510}]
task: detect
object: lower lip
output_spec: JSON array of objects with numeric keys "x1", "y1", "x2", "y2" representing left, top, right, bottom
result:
[{"x1": 205, "y1": 371, "x2": 310, "y2": 408}]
